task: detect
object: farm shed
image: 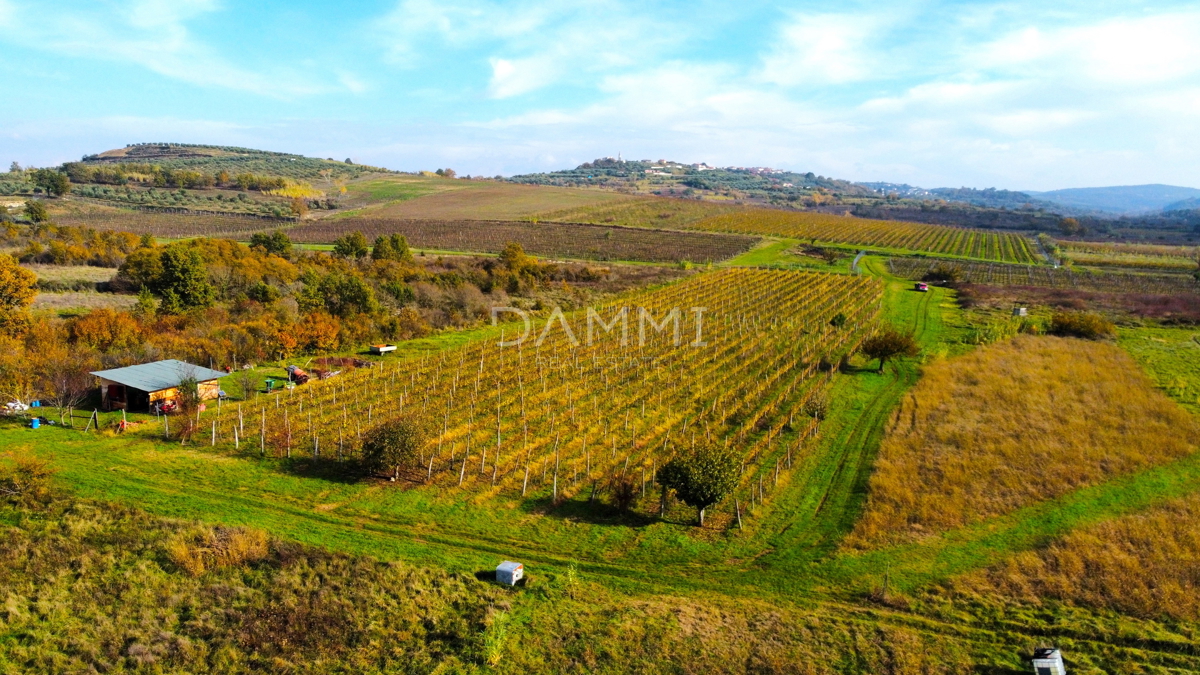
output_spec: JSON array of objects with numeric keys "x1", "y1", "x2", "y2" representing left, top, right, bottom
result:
[{"x1": 91, "y1": 359, "x2": 227, "y2": 412}]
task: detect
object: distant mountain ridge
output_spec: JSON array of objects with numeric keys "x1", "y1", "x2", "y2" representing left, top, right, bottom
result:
[{"x1": 1022, "y1": 184, "x2": 1200, "y2": 215}]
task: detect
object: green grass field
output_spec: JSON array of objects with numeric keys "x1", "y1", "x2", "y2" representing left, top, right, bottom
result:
[
  {"x1": 9, "y1": 257, "x2": 1200, "y2": 671},
  {"x1": 1119, "y1": 325, "x2": 1200, "y2": 413}
]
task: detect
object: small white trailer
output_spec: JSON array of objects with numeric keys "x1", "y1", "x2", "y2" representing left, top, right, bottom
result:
[
  {"x1": 370, "y1": 344, "x2": 397, "y2": 355},
  {"x1": 496, "y1": 561, "x2": 524, "y2": 586},
  {"x1": 1032, "y1": 648, "x2": 1066, "y2": 675}
]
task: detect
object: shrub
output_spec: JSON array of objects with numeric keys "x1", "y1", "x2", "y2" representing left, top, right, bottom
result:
[
  {"x1": 0, "y1": 456, "x2": 56, "y2": 507},
  {"x1": 164, "y1": 524, "x2": 271, "y2": 577},
  {"x1": 360, "y1": 416, "x2": 430, "y2": 480},
  {"x1": 1049, "y1": 311, "x2": 1114, "y2": 339}
]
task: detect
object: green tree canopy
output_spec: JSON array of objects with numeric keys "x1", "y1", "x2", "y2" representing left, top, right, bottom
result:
[
  {"x1": 657, "y1": 442, "x2": 740, "y2": 526},
  {"x1": 859, "y1": 324, "x2": 921, "y2": 373},
  {"x1": 23, "y1": 200, "x2": 49, "y2": 223},
  {"x1": 372, "y1": 234, "x2": 414, "y2": 263},
  {"x1": 156, "y1": 248, "x2": 215, "y2": 314},
  {"x1": 31, "y1": 169, "x2": 70, "y2": 196},
  {"x1": 249, "y1": 230, "x2": 292, "y2": 258},
  {"x1": 333, "y1": 231, "x2": 369, "y2": 259}
]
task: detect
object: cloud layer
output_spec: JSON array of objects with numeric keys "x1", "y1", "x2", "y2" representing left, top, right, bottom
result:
[{"x1": 1, "y1": 1, "x2": 1198, "y2": 190}]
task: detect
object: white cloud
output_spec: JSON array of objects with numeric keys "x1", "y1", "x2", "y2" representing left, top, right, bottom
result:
[
  {"x1": 979, "y1": 12, "x2": 1200, "y2": 84},
  {"x1": 380, "y1": 0, "x2": 686, "y2": 98},
  {"x1": 759, "y1": 13, "x2": 885, "y2": 86},
  {"x1": 1, "y1": 0, "x2": 354, "y2": 98}
]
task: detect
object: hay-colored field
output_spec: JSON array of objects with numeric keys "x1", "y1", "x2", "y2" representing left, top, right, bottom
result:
[
  {"x1": 23, "y1": 264, "x2": 116, "y2": 283},
  {"x1": 951, "y1": 492, "x2": 1200, "y2": 620},
  {"x1": 32, "y1": 292, "x2": 138, "y2": 313},
  {"x1": 844, "y1": 335, "x2": 1200, "y2": 550},
  {"x1": 342, "y1": 176, "x2": 635, "y2": 220}
]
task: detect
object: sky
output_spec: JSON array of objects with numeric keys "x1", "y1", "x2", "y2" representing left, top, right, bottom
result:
[{"x1": 1, "y1": 0, "x2": 1198, "y2": 190}]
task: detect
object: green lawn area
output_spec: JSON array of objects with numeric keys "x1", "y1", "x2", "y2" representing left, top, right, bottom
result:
[{"x1": 1119, "y1": 325, "x2": 1200, "y2": 414}]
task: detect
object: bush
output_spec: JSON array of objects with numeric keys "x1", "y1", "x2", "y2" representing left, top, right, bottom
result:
[
  {"x1": 360, "y1": 416, "x2": 430, "y2": 480},
  {"x1": 923, "y1": 263, "x2": 963, "y2": 284},
  {"x1": 164, "y1": 525, "x2": 270, "y2": 576},
  {"x1": 1049, "y1": 311, "x2": 1114, "y2": 339},
  {"x1": 0, "y1": 456, "x2": 56, "y2": 507}
]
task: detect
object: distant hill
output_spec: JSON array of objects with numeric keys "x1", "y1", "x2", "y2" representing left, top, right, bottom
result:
[{"x1": 1024, "y1": 184, "x2": 1200, "y2": 215}]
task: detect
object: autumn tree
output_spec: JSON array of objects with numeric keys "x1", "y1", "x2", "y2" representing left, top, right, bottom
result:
[
  {"x1": 1058, "y1": 217, "x2": 1085, "y2": 236},
  {"x1": 333, "y1": 231, "x2": 369, "y2": 259},
  {"x1": 360, "y1": 416, "x2": 430, "y2": 480},
  {"x1": 499, "y1": 241, "x2": 535, "y2": 275},
  {"x1": 657, "y1": 442, "x2": 740, "y2": 526},
  {"x1": 859, "y1": 324, "x2": 920, "y2": 373},
  {"x1": 0, "y1": 254, "x2": 37, "y2": 336}
]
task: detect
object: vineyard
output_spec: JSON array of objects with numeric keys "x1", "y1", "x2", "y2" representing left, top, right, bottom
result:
[
  {"x1": 888, "y1": 257, "x2": 1200, "y2": 295},
  {"x1": 196, "y1": 269, "x2": 883, "y2": 527},
  {"x1": 688, "y1": 210, "x2": 1038, "y2": 263},
  {"x1": 1057, "y1": 239, "x2": 1200, "y2": 272},
  {"x1": 53, "y1": 205, "x2": 288, "y2": 238},
  {"x1": 285, "y1": 218, "x2": 759, "y2": 263}
]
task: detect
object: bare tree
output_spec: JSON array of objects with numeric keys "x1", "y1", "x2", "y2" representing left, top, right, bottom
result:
[{"x1": 40, "y1": 357, "x2": 95, "y2": 426}]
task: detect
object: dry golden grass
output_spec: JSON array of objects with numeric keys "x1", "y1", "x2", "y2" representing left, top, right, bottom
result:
[
  {"x1": 32, "y1": 292, "x2": 138, "y2": 312},
  {"x1": 164, "y1": 524, "x2": 270, "y2": 576},
  {"x1": 24, "y1": 264, "x2": 116, "y2": 283},
  {"x1": 845, "y1": 335, "x2": 1200, "y2": 550},
  {"x1": 952, "y1": 492, "x2": 1200, "y2": 620}
]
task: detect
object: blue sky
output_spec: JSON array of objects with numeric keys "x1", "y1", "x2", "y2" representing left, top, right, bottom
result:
[{"x1": 2, "y1": 0, "x2": 1199, "y2": 190}]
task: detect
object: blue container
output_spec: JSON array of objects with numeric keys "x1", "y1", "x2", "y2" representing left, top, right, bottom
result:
[{"x1": 30, "y1": 418, "x2": 40, "y2": 429}]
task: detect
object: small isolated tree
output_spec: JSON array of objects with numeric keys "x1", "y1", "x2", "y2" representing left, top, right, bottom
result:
[
  {"x1": 31, "y1": 169, "x2": 70, "y2": 196},
  {"x1": 23, "y1": 199, "x2": 49, "y2": 223},
  {"x1": 250, "y1": 230, "x2": 292, "y2": 258},
  {"x1": 360, "y1": 416, "x2": 430, "y2": 480},
  {"x1": 333, "y1": 231, "x2": 369, "y2": 259},
  {"x1": 859, "y1": 324, "x2": 920, "y2": 374},
  {"x1": 174, "y1": 375, "x2": 202, "y2": 443},
  {"x1": 657, "y1": 442, "x2": 740, "y2": 527}
]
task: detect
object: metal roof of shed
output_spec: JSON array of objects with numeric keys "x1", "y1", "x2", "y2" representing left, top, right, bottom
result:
[{"x1": 90, "y1": 359, "x2": 228, "y2": 393}]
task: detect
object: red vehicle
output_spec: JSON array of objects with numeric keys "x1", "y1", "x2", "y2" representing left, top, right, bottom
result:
[
  {"x1": 914, "y1": 282, "x2": 930, "y2": 292},
  {"x1": 287, "y1": 365, "x2": 310, "y2": 385}
]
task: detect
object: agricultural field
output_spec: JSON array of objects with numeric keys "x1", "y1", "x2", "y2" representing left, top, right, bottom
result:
[
  {"x1": 11, "y1": 262, "x2": 1200, "y2": 671},
  {"x1": 182, "y1": 269, "x2": 882, "y2": 522},
  {"x1": 1059, "y1": 239, "x2": 1200, "y2": 272},
  {"x1": 536, "y1": 196, "x2": 742, "y2": 229},
  {"x1": 31, "y1": 291, "x2": 138, "y2": 314},
  {"x1": 51, "y1": 201, "x2": 288, "y2": 238},
  {"x1": 341, "y1": 175, "x2": 635, "y2": 220},
  {"x1": 286, "y1": 217, "x2": 759, "y2": 263},
  {"x1": 889, "y1": 256, "x2": 1200, "y2": 294},
  {"x1": 688, "y1": 210, "x2": 1038, "y2": 263},
  {"x1": 541, "y1": 199, "x2": 1037, "y2": 263},
  {"x1": 844, "y1": 335, "x2": 1200, "y2": 550}
]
